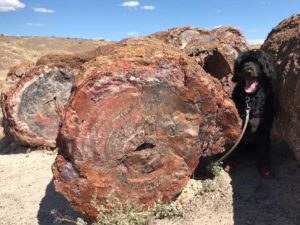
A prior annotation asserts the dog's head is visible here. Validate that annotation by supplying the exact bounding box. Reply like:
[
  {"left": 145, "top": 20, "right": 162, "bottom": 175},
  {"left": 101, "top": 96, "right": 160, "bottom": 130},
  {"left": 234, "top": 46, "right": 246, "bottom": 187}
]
[
  {"left": 234, "top": 61, "right": 262, "bottom": 94},
  {"left": 233, "top": 50, "right": 276, "bottom": 94}
]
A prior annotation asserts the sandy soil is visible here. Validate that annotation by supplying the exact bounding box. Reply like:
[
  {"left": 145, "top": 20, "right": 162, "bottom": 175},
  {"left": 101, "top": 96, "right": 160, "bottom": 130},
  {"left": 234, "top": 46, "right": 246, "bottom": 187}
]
[
  {"left": 0, "top": 141, "right": 299, "bottom": 225},
  {"left": 0, "top": 144, "right": 79, "bottom": 225}
]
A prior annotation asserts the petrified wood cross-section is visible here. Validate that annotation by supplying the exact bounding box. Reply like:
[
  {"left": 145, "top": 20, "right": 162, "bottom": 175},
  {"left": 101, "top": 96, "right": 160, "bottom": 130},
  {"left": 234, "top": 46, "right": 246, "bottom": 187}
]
[
  {"left": 52, "top": 38, "right": 240, "bottom": 219},
  {"left": 1, "top": 65, "right": 77, "bottom": 147}
]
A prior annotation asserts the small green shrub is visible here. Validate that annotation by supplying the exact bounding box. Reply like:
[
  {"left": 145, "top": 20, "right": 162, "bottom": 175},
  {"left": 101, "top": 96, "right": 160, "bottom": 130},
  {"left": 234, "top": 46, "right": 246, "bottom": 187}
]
[
  {"left": 196, "top": 179, "right": 217, "bottom": 195},
  {"left": 52, "top": 192, "right": 183, "bottom": 225},
  {"left": 92, "top": 193, "right": 150, "bottom": 225},
  {"left": 209, "top": 162, "right": 223, "bottom": 177},
  {"left": 149, "top": 199, "right": 183, "bottom": 219}
]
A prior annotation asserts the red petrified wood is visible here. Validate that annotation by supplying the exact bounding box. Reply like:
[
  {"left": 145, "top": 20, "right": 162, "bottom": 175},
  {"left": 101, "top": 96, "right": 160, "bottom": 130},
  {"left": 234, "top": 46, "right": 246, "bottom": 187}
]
[
  {"left": 0, "top": 51, "right": 101, "bottom": 148},
  {"left": 52, "top": 37, "right": 240, "bottom": 219},
  {"left": 1, "top": 64, "right": 78, "bottom": 147},
  {"left": 151, "top": 26, "right": 249, "bottom": 96},
  {"left": 262, "top": 13, "right": 300, "bottom": 160}
]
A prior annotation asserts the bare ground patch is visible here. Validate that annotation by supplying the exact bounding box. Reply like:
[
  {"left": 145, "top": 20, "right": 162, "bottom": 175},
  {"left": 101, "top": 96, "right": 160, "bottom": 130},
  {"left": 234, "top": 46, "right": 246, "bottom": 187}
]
[{"left": 0, "top": 142, "right": 299, "bottom": 225}]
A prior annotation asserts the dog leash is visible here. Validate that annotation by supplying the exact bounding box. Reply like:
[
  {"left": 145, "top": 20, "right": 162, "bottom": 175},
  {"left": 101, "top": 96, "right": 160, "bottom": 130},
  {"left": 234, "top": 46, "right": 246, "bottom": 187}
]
[{"left": 210, "top": 97, "right": 251, "bottom": 167}]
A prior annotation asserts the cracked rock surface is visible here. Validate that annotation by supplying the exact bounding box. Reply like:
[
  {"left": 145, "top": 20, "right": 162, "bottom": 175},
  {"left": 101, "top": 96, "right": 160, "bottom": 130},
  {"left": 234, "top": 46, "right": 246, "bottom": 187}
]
[
  {"left": 151, "top": 26, "right": 249, "bottom": 96},
  {"left": 1, "top": 64, "right": 78, "bottom": 147},
  {"left": 1, "top": 51, "right": 102, "bottom": 147},
  {"left": 262, "top": 13, "right": 300, "bottom": 159}
]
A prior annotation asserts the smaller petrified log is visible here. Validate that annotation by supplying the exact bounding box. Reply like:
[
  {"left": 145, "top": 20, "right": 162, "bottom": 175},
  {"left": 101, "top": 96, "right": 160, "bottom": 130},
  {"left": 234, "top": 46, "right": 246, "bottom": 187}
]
[
  {"left": 52, "top": 37, "right": 241, "bottom": 219},
  {"left": 0, "top": 63, "right": 34, "bottom": 134},
  {"left": 211, "top": 26, "right": 249, "bottom": 53},
  {"left": 1, "top": 64, "right": 77, "bottom": 147},
  {"left": 261, "top": 13, "right": 300, "bottom": 159},
  {"left": 151, "top": 26, "right": 249, "bottom": 96},
  {"left": 1, "top": 48, "right": 110, "bottom": 148}
]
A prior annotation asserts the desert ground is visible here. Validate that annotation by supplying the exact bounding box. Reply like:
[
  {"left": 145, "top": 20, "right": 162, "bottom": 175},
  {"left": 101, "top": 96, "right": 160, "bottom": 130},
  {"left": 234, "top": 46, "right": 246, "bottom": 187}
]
[{"left": 0, "top": 140, "right": 299, "bottom": 225}]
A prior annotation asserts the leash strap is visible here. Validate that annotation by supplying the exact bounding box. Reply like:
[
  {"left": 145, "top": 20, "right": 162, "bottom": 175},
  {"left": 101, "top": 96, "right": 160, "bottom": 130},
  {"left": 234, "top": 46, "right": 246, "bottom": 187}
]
[{"left": 212, "top": 99, "right": 251, "bottom": 165}]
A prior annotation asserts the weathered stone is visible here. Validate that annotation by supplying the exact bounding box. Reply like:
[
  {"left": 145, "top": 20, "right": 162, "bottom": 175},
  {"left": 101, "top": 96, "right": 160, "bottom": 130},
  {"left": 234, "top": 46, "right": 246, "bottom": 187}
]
[
  {"left": 211, "top": 26, "right": 249, "bottom": 53},
  {"left": 0, "top": 48, "right": 109, "bottom": 147},
  {"left": 52, "top": 37, "right": 241, "bottom": 219},
  {"left": 261, "top": 13, "right": 300, "bottom": 160},
  {"left": 1, "top": 64, "right": 78, "bottom": 147},
  {"left": 151, "top": 26, "right": 249, "bottom": 95}
]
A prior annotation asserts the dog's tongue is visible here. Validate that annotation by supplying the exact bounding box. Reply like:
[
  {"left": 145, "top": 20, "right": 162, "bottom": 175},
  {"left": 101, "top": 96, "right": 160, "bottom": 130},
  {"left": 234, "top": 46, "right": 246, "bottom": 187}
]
[{"left": 245, "top": 79, "right": 258, "bottom": 93}]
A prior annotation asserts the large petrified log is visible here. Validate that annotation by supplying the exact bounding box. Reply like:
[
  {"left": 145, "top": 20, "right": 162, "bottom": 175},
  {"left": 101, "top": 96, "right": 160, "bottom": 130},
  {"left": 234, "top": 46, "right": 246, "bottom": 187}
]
[
  {"left": 261, "top": 13, "right": 300, "bottom": 159},
  {"left": 151, "top": 26, "right": 249, "bottom": 95},
  {"left": 52, "top": 37, "right": 241, "bottom": 219}
]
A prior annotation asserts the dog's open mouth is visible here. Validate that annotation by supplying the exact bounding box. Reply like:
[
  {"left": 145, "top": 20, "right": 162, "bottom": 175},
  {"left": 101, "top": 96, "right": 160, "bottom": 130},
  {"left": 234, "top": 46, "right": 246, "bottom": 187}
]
[{"left": 245, "top": 78, "right": 258, "bottom": 93}]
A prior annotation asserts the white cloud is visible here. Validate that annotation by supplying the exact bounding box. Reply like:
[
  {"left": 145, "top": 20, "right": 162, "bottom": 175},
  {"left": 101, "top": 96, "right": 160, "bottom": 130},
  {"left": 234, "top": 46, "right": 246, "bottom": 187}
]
[
  {"left": 127, "top": 31, "right": 139, "bottom": 36},
  {"left": 141, "top": 5, "right": 155, "bottom": 10},
  {"left": 248, "top": 39, "right": 265, "bottom": 45},
  {"left": 213, "top": 25, "right": 223, "bottom": 29},
  {"left": 122, "top": 1, "right": 139, "bottom": 8},
  {"left": 0, "top": 0, "right": 25, "bottom": 12},
  {"left": 27, "top": 22, "right": 44, "bottom": 27},
  {"left": 34, "top": 7, "right": 54, "bottom": 13}
]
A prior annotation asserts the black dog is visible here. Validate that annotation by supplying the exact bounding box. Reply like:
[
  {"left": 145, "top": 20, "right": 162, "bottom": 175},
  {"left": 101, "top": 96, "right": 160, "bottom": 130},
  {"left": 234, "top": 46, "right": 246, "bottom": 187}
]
[{"left": 229, "top": 49, "right": 276, "bottom": 178}]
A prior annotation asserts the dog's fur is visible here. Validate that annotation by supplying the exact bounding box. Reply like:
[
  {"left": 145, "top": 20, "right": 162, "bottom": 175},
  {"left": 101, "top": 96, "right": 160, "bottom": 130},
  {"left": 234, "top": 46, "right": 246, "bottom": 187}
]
[{"left": 232, "top": 49, "right": 276, "bottom": 169}]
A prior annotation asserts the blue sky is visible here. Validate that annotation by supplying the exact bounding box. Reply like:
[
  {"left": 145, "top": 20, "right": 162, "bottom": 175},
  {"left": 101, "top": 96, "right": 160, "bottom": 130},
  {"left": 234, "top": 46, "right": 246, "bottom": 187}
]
[{"left": 0, "top": 0, "right": 299, "bottom": 44}]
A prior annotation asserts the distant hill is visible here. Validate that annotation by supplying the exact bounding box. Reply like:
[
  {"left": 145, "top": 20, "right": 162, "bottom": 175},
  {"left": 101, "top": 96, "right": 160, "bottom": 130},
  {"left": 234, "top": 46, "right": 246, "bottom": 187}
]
[
  {"left": 249, "top": 44, "right": 262, "bottom": 49},
  {"left": 0, "top": 36, "right": 110, "bottom": 80}
]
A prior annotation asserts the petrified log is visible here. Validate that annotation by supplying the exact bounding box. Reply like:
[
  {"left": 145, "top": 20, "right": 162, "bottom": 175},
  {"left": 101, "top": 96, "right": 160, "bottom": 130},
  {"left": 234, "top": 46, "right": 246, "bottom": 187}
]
[
  {"left": 0, "top": 48, "right": 109, "bottom": 148},
  {"left": 52, "top": 37, "right": 240, "bottom": 219},
  {"left": 211, "top": 26, "right": 249, "bottom": 53},
  {"left": 151, "top": 26, "right": 249, "bottom": 95},
  {"left": 1, "top": 64, "right": 78, "bottom": 147},
  {"left": 261, "top": 13, "right": 300, "bottom": 159}
]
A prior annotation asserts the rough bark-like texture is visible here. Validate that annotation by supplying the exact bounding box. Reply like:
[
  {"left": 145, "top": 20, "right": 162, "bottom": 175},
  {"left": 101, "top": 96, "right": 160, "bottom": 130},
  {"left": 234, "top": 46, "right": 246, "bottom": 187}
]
[
  {"left": 0, "top": 48, "right": 108, "bottom": 147},
  {"left": 261, "top": 13, "right": 300, "bottom": 160},
  {"left": 211, "top": 26, "right": 249, "bottom": 53},
  {"left": 1, "top": 64, "right": 78, "bottom": 147},
  {"left": 151, "top": 26, "right": 249, "bottom": 95},
  {"left": 52, "top": 37, "right": 241, "bottom": 219},
  {"left": 2, "top": 63, "right": 34, "bottom": 92}
]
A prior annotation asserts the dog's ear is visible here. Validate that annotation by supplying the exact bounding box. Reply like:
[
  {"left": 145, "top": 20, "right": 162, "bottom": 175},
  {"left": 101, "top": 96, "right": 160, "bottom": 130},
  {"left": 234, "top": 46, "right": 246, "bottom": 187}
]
[
  {"left": 258, "top": 52, "right": 276, "bottom": 81},
  {"left": 233, "top": 55, "right": 243, "bottom": 83}
]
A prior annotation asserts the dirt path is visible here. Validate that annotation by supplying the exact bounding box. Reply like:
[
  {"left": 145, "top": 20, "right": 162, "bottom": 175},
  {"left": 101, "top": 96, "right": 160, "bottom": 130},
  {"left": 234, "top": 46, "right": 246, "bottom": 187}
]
[{"left": 0, "top": 142, "right": 299, "bottom": 225}]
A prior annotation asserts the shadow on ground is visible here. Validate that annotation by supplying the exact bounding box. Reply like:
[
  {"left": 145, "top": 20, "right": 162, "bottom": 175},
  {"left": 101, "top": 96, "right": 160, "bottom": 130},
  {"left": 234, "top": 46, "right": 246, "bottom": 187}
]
[
  {"left": 38, "top": 179, "right": 81, "bottom": 225},
  {"left": 0, "top": 137, "right": 29, "bottom": 154},
  {"left": 0, "top": 137, "right": 56, "bottom": 155},
  {"left": 231, "top": 142, "right": 300, "bottom": 225}
]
